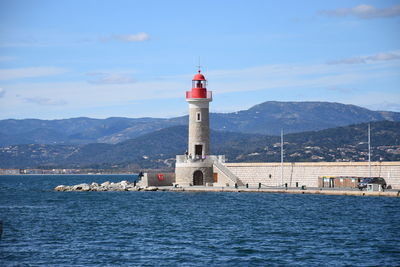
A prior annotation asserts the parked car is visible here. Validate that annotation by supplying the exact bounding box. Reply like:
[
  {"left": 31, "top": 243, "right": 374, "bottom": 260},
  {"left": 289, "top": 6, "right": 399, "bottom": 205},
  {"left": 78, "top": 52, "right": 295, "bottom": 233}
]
[{"left": 357, "top": 177, "right": 387, "bottom": 190}]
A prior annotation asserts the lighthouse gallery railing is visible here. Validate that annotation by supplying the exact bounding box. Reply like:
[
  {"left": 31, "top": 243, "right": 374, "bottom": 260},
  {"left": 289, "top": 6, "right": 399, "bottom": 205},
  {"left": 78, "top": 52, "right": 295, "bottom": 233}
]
[{"left": 186, "top": 91, "right": 212, "bottom": 99}]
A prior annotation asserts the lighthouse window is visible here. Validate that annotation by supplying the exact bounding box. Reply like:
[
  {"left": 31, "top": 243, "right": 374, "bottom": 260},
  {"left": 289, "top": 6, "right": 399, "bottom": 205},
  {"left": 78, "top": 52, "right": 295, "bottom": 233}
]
[
  {"left": 196, "top": 112, "right": 201, "bottom": 122},
  {"left": 192, "top": 80, "right": 207, "bottom": 88}
]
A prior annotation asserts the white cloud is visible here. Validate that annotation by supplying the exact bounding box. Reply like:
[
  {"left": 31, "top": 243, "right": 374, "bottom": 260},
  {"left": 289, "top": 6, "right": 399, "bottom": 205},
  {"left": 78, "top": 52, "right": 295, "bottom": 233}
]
[
  {"left": 103, "top": 32, "right": 150, "bottom": 43},
  {"left": 3, "top": 61, "right": 389, "bottom": 104},
  {"left": 2, "top": 79, "right": 185, "bottom": 110},
  {"left": 327, "top": 51, "right": 400, "bottom": 65},
  {"left": 327, "top": 86, "right": 357, "bottom": 93},
  {"left": 319, "top": 4, "right": 400, "bottom": 19},
  {"left": 203, "top": 63, "right": 381, "bottom": 95},
  {"left": 1, "top": 56, "right": 398, "bottom": 118},
  {"left": 347, "top": 94, "right": 400, "bottom": 112},
  {"left": 327, "top": 57, "right": 367, "bottom": 65},
  {"left": 86, "top": 72, "right": 135, "bottom": 84},
  {"left": 0, "top": 88, "right": 5, "bottom": 98},
  {"left": 0, "top": 56, "right": 16, "bottom": 62},
  {"left": 367, "top": 102, "right": 400, "bottom": 112},
  {"left": 0, "top": 67, "right": 67, "bottom": 81},
  {"left": 22, "top": 97, "right": 67, "bottom": 106},
  {"left": 369, "top": 52, "right": 400, "bottom": 61}
]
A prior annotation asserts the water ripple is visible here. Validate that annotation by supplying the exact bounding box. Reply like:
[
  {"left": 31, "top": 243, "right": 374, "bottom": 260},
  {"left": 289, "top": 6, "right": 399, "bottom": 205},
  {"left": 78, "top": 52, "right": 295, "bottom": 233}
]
[{"left": 1, "top": 175, "right": 400, "bottom": 266}]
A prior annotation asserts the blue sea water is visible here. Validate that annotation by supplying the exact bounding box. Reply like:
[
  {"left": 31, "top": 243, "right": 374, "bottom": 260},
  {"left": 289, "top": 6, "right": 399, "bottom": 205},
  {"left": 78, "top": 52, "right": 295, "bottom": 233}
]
[{"left": 0, "top": 175, "right": 399, "bottom": 266}]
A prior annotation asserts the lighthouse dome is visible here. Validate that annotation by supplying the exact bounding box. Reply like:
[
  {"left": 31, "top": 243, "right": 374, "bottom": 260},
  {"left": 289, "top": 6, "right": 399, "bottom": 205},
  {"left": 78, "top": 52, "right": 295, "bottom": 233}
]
[{"left": 193, "top": 71, "right": 206, "bottom": 81}]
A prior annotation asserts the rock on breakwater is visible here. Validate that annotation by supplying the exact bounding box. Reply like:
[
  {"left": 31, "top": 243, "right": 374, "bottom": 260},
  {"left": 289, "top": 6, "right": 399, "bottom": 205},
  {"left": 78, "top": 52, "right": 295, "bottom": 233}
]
[{"left": 54, "top": 180, "right": 158, "bottom": 192}]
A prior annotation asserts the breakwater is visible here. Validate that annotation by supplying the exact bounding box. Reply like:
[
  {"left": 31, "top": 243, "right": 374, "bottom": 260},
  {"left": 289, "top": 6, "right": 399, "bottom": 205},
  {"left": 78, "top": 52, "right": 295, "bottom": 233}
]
[
  {"left": 225, "top": 161, "right": 400, "bottom": 189},
  {"left": 54, "top": 181, "right": 399, "bottom": 197},
  {"left": 54, "top": 180, "right": 157, "bottom": 191},
  {"left": 166, "top": 186, "right": 400, "bottom": 197}
]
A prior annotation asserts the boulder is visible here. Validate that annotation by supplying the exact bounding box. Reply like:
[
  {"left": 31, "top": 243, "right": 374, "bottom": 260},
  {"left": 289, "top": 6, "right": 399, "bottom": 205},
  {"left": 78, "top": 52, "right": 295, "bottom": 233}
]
[
  {"left": 55, "top": 180, "right": 143, "bottom": 192},
  {"left": 144, "top": 186, "right": 158, "bottom": 191},
  {"left": 119, "top": 180, "right": 132, "bottom": 190},
  {"left": 108, "top": 182, "right": 120, "bottom": 190},
  {"left": 90, "top": 182, "right": 100, "bottom": 191},
  {"left": 97, "top": 186, "right": 108, "bottom": 191},
  {"left": 120, "top": 180, "right": 129, "bottom": 186},
  {"left": 127, "top": 187, "right": 138, "bottom": 191},
  {"left": 101, "top": 181, "right": 110, "bottom": 187},
  {"left": 54, "top": 185, "right": 68, "bottom": 191},
  {"left": 73, "top": 183, "right": 90, "bottom": 191}
]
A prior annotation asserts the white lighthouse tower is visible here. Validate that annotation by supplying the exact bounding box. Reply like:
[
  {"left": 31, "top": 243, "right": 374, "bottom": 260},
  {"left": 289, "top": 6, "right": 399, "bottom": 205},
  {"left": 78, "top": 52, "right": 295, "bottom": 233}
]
[
  {"left": 175, "top": 68, "right": 242, "bottom": 187},
  {"left": 175, "top": 69, "right": 214, "bottom": 186},
  {"left": 187, "top": 70, "right": 211, "bottom": 158}
]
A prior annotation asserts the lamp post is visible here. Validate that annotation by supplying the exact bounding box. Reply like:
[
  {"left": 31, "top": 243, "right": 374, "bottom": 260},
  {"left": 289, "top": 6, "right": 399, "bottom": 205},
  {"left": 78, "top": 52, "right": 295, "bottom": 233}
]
[
  {"left": 368, "top": 123, "right": 371, "bottom": 178},
  {"left": 281, "top": 129, "right": 284, "bottom": 187}
]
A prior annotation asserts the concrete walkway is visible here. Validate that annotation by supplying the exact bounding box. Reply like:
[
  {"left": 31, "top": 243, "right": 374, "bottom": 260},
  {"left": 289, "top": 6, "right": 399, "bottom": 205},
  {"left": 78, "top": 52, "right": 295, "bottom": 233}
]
[{"left": 160, "top": 186, "right": 400, "bottom": 197}]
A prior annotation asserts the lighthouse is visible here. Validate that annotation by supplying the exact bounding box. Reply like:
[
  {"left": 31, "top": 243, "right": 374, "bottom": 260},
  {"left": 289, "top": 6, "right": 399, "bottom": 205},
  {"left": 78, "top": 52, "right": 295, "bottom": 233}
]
[
  {"left": 187, "top": 70, "right": 212, "bottom": 158},
  {"left": 175, "top": 69, "right": 214, "bottom": 186},
  {"left": 174, "top": 68, "right": 241, "bottom": 187}
]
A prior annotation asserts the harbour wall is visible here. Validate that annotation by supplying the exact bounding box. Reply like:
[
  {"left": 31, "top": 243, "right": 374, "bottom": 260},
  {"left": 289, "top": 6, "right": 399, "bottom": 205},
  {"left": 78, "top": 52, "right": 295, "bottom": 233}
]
[
  {"left": 140, "top": 172, "right": 175, "bottom": 187},
  {"left": 225, "top": 161, "right": 400, "bottom": 189}
]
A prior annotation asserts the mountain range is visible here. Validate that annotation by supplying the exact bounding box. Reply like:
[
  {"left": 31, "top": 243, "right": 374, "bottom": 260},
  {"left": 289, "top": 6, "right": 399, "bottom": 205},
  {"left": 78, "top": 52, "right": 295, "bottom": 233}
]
[
  {"left": 1, "top": 121, "right": 399, "bottom": 170},
  {"left": 1, "top": 101, "right": 399, "bottom": 146}
]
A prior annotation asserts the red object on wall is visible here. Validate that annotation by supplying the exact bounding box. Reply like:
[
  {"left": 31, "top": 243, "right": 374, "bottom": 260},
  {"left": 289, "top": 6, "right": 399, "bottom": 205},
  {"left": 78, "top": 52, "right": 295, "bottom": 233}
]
[{"left": 157, "top": 173, "right": 165, "bottom": 181}]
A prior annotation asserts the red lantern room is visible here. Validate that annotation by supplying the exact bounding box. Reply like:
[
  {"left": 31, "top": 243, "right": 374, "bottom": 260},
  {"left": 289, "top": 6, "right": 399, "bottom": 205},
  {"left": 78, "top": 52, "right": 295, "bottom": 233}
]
[{"left": 186, "top": 70, "right": 212, "bottom": 99}]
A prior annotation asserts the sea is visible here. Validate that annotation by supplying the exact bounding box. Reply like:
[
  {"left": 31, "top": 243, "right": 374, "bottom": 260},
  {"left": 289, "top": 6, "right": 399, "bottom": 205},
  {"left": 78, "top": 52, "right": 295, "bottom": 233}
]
[{"left": 0, "top": 175, "right": 399, "bottom": 266}]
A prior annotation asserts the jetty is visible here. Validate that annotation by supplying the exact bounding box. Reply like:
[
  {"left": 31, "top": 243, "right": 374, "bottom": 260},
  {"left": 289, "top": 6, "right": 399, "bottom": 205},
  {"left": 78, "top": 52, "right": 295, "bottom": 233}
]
[
  {"left": 54, "top": 181, "right": 399, "bottom": 197},
  {"left": 165, "top": 186, "right": 400, "bottom": 197}
]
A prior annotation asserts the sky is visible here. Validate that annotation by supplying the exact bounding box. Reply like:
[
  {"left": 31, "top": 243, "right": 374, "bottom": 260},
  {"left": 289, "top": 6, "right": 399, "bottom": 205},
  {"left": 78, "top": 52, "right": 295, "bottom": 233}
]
[{"left": 0, "top": 0, "right": 399, "bottom": 120}]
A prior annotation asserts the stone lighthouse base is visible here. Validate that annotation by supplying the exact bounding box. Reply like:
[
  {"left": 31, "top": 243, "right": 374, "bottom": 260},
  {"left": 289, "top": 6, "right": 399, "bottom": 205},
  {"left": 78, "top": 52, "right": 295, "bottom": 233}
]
[
  {"left": 175, "top": 166, "right": 213, "bottom": 186},
  {"left": 175, "top": 155, "right": 229, "bottom": 186}
]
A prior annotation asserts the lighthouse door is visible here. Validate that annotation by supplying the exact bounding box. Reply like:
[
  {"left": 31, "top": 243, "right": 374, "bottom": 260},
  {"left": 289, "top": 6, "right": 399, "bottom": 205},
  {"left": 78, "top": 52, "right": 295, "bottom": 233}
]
[
  {"left": 193, "top": 170, "right": 204, "bottom": 185},
  {"left": 195, "top": 145, "right": 203, "bottom": 157}
]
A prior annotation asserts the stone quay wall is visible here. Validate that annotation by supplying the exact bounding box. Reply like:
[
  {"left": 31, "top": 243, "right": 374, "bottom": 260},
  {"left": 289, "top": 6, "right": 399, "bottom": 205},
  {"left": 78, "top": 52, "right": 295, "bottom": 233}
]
[
  {"left": 140, "top": 172, "right": 176, "bottom": 187},
  {"left": 224, "top": 161, "right": 400, "bottom": 189}
]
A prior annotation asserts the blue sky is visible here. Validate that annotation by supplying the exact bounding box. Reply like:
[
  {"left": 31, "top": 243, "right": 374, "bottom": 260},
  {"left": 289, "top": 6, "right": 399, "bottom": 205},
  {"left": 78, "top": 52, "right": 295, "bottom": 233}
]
[{"left": 0, "top": 0, "right": 399, "bottom": 119}]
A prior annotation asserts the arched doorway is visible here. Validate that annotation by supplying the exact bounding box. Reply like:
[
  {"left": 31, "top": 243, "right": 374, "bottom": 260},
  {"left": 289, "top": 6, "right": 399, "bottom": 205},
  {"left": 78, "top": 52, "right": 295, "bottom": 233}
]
[{"left": 193, "top": 170, "right": 204, "bottom": 186}]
